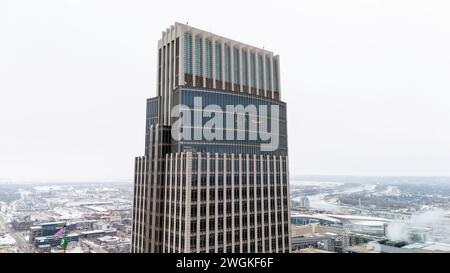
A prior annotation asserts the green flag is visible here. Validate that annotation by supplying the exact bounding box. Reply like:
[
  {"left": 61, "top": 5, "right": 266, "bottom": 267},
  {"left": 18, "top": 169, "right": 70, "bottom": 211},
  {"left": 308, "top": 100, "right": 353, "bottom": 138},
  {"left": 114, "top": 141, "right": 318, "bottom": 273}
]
[{"left": 60, "top": 235, "right": 68, "bottom": 249}]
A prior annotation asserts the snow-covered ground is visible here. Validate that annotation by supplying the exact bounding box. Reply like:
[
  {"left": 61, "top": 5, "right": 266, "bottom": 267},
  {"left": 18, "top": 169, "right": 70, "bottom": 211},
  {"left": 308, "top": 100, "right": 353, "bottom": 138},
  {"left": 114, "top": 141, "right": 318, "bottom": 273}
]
[{"left": 0, "top": 234, "right": 16, "bottom": 246}]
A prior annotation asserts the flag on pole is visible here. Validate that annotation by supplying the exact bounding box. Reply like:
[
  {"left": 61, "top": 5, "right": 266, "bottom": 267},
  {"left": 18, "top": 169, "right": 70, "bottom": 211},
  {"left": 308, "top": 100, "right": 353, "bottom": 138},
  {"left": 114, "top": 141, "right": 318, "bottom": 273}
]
[
  {"left": 60, "top": 235, "right": 68, "bottom": 250},
  {"left": 54, "top": 224, "right": 66, "bottom": 241}
]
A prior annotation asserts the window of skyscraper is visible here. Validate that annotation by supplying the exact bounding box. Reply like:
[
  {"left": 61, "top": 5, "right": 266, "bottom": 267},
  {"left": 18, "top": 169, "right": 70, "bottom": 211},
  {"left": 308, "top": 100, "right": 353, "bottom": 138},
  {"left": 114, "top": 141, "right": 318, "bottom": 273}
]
[
  {"left": 205, "top": 39, "right": 213, "bottom": 79},
  {"left": 195, "top": 36, "right": 203, "bottom": 76},
  {"left": 224, "top": 44, "right": 231, "bottom": 83},
  {"left": 215, "top": 41, "right": 222, "bottom": 81},
  {"left": 266, "top": 56, "right": 272, "bottom": 91},
  {"left": 258, "top": 54, "right": 264, "bottom": 90},
  {"left": 250, "top": 52, "right": 256, "bottom": 88},
  {"left": 233, "top": 47, "right": 240, "bottom": 85},
  {"left": 184, "top": 32, "right": 192, "bottom": 74},
  {"left": 273, "top": 57, "right": 279, "bottom": 92},
  {"left": 242, "top": 50, "right": 248, "bottom": 87}
]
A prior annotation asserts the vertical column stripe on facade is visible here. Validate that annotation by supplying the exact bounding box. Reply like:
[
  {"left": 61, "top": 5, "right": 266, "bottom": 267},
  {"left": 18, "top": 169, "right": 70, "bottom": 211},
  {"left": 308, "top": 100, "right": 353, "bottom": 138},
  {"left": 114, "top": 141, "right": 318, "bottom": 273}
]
[
  {"left": 273, "top": 56, "right": 279, "bottom": 100},
  {"left": 238, "top": 154, "right": 243, "bottom": 252},
  {"left": 266, "top": 155, "right": 271, "bottom": 252},
  {"left": 233, "top": 46, "right": 240, "bottom": 87},
  {"left": 224, "top": 44, "right": 231, "bottom": 85},
  {"left": 136, "top": 157, "right": 141, "bottom": 252},
  {"left": 212, "top": 40, "right": 217, "bottom": 89},
  {"left": 131, "top": 158, "right": 138, "bottom": 252},
  {"left": 171, "top": 154, "right": 177, "bottom": 252},
  {"left": 205, "top": 153, "right": 210, "bottom": 252},
  {"left": 195, "top": 35, "right": 203, "bottom": 77},
  {"left": 278, "top": 155, "right": 285, "bottom": 251},
  {"left": 162, "top": 153, "right": 169, "bottom": 252},
  {"left": 245, "top": 154, "right": 250, "bottom": 252},
  {"left": 135, "top": 157, "right": 141, "bottom": 252},
  {"left": 265, "top": 55, "right": 272, "bottom": 92},
  {"left": 230, "top": 44, "right": 235, "bottom": 91},
  {"left": 184, "top": 32, "right": 192, "bottom": 75},
  {"left": 222, "top": 155, "right": 227, "bottom": 253},
  {"left": 205, "top": 39, "right": 213, "bottom": 80},
  {"left": 285, "top": 157, "right": 291, "bottom": 252},
  {"left": 151, "top": 126, "right": 160, "bottom": 252},
  {"left": 184, "top": 153, "right": 191, "bottom": 252},
  {"left": 215, "top": 41, "right": 222, "bottom": 84},
  {"left": 214, "top": 153, "right": 219, "bottom": 252},
  {"left": 251, "top": 154, "right": 257, "bottom": 253},
  {"left": 161, "top": 46, "right": 166, "bottom": 124},
  {"left": 242, "top": 49, "right": 248, "bottom": 89},
  {"left": 196, "top": 153, "right": 201, "bottom": 252},
  {"left": 230, "top": 154, "right": 235, "bottom": 252},
  {"left": 250, "top": 52, "right": 256, "bottom": 89},
  {"left": 275, "top": 156, "right": 278, "bottom": 251},
  {"left": 165, "top": 41, "right": 170, "bottom": 123}
]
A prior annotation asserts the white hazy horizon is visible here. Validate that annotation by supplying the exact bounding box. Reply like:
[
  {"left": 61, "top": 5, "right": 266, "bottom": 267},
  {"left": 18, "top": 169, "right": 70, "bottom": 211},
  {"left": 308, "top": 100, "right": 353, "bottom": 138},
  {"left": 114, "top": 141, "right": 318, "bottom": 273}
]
[{"left": 1, "top": 0, "right": 450, "bottom": 182}]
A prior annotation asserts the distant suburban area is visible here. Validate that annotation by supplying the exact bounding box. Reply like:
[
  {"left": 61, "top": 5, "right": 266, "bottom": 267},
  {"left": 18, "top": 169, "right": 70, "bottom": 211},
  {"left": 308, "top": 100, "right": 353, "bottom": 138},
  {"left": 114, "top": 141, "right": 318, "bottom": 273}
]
[
  {"left": 0, "top": 182, "right": 132, "bottom": 253},
  {"left": 1, "top": 176, "right": 450, "bottom": 253}
]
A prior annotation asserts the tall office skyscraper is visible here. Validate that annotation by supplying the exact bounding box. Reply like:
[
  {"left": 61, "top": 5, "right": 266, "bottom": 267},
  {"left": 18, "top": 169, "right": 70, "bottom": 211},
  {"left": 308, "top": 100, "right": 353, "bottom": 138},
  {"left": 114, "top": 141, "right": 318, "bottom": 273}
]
[{"left": 131, "top": 23, "right": 291, "bottom": 253}]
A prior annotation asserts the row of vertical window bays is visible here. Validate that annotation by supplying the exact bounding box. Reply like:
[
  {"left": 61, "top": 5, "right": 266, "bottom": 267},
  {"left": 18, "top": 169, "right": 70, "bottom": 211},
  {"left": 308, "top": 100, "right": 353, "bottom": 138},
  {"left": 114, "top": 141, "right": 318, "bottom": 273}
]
[
  {"left": 132, "top": 209, "right": 289, "bottom": 225},
  {"left": 134, "top": 213, "right": 289, "bottom": 237},
  {"left": 170, "top": 189, "right": 289, "bottom": 205},
  {"left": 132, "top": 220, "right": 157, "bottom": 235},
  {"left": 136, "top": 156, "right": 289, "bottom": 179},
  {"left": 172, "top": 153, "right": 288, "bottom": 174},
  {"left": 183, "top": 76, "right": 280, "bottom": 101},
  {"left": 132, "top": 204, "right": 288, "bottom": 226},
  {"left": 133, "top": 175, "right": 289, "bottom": 189},
  {"left": 138, "top": 152, "right": 289, "bottom": 166},
  {"left": 132, "top": 207, "right": 289, "bottom": 225},
  {"left": 157, "top": 37, "right": 180, "bottom": 100},
  {"left": 143, "top": 127, "right": 288, "bottom": 157},
  {"left": 165, "top": 228, "right": 289, "bottom": 242},
  {"left": 167, "top": 245, "right": 290, "bottom": 254},
  {"left": 145, "top": 137, "right": 288, "bottom": 156},
  {"left": 145, "top": 144, "right": 289, "bottom": 158},
  {"left": 173, "top": 212, "right": 289, "bottom": 226},
  {"left": 165, "top": 236, "right": 290, "bottom": 253},
  {"left": 133, "top": 183, "right": 289, "bottom": 206},
  {"left": 189, "top": 246, "right": 290, "bottom": 254},
  {"left": 157, "top": 36, "right": 281, "bottom": 102},
  {"left": 134, "top": 180, "right": 287, "bottom": 200},
  {"left": 182, "top": 32, "right": 280, "bottom": 93},
  {"left": 176, "top": 144, "right": 288, "bottom": 157},
  {"left": 132, "top": 193, "right": 289, "bottom": 216},
  {"left": 131, "top": 233, "right": 163, "bottom": 253},
  {"left": 163, "top": 222, "right": 290, "bottom": 237},
  {"left": 181, "top": 236, "right": 289, "bottom": 252},
  {"left": 133, "top": 186, "right": 289, "bottom": 208},
  {"left": 134, "top": 175, "right": 289, "bottom": 188},
  {"left": 145, "top": 138, "right": 289, "bottom": 155},
  {"left": 188, "top": 229, "right": 289, "bottom": 244},
  {"left": 132, "top": 197, "right": 289, "bottom": 219},
  {"left": 164, "top": 243, "right": 291, "bottom": 254},
  {"left": 132, "top": 197, "right": 288, "bottom": 214},
  {"left": 165, "top": 200, "right": 288, "bottom": 218},
  {"left": 134, "top": 210, "right": 289, "bottom": 234}
]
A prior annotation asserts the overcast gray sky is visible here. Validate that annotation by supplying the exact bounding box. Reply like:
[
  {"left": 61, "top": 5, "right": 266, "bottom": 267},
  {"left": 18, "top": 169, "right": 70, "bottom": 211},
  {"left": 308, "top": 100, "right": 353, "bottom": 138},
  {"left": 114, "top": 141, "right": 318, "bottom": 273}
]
[{"left": 1, "top": 0, "right": 450, "bottom": 182}]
